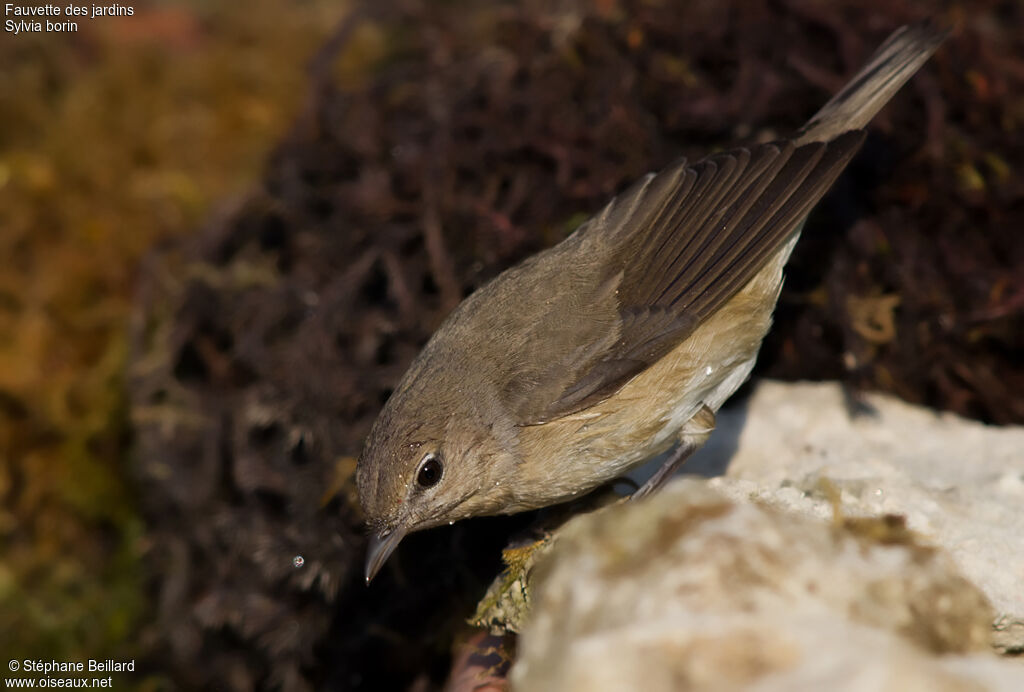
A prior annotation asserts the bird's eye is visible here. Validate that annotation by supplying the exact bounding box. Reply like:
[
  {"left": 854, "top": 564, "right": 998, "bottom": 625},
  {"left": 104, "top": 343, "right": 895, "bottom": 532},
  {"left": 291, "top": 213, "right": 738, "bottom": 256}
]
[{"left": 416, "top": 453, "right": 443, "bottom": 488}]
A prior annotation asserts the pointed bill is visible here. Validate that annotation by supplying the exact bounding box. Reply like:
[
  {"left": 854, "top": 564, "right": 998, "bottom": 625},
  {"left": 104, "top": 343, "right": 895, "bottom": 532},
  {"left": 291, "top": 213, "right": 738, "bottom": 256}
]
[{"left": 364, "top": 527, "right": 408, "bottom": 584}]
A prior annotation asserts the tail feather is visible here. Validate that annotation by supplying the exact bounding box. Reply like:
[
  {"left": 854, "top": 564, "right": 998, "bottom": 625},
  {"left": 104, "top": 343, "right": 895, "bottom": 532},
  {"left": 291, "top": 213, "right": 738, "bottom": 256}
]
[{"left": 796, "top": 21, "right": 949, "bottom": 145}]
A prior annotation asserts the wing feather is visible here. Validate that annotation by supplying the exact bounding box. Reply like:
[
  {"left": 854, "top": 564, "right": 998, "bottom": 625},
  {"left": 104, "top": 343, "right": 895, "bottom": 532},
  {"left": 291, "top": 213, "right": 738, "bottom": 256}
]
[{"left": 506, "top": 131, "right": 866, "bottom": 424}]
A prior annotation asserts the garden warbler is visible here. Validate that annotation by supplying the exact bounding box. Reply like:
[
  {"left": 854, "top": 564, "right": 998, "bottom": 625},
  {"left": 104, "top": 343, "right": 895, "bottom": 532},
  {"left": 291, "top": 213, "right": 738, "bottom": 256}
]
[{"left": 358, "top": 22, "right": 947, "bottom": 582}]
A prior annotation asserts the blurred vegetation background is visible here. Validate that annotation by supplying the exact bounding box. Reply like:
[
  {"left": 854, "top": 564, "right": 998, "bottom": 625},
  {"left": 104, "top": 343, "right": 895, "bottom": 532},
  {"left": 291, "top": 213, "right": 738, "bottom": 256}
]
[{"left": 0, "top": 0, "right": 343, "bottom": 674}]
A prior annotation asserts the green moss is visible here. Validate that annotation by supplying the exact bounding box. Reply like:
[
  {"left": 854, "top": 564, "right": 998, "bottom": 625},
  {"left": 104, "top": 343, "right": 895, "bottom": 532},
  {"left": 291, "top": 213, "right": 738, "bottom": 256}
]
[{"left": 0, "top": 0, "right": 342, "bottom": 677}]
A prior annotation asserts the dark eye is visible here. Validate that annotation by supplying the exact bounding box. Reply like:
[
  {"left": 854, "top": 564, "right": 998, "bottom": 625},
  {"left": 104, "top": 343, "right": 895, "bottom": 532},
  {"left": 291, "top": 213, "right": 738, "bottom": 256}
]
[{"left": 417, "top": 454, "right": 443, "bottom": 488}]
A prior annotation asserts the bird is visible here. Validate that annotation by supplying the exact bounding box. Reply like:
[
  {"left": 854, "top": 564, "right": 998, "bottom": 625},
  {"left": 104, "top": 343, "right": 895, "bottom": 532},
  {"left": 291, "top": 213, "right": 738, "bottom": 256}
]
[{"left": 356, "top": 22, "right": 947, "bottom": 583}]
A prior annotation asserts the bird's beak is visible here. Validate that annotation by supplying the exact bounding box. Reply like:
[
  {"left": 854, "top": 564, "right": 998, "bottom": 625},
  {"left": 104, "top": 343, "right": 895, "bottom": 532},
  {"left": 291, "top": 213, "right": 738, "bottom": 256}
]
[{"left": 365, "top": 527, "right": 408, "bottom": 584}]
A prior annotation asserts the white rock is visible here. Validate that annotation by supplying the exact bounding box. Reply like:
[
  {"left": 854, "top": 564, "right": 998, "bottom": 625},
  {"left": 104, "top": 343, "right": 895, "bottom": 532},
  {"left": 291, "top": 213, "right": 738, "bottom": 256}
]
[
  {"left": 512, "top": 381, "right": 1024, "bottom": 691},
  {"left": 697, "top": 381, "right": 1024, "bottom": 620},
  {"left": 511, "top": 480, "right": 1024, "bottom": 692}
]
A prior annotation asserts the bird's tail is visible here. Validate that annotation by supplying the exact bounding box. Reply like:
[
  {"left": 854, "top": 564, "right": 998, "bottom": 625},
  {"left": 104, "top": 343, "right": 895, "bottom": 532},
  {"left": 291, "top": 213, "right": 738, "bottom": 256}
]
[{"left": 796, "top": 21, "right": 948, "bottom": 145}]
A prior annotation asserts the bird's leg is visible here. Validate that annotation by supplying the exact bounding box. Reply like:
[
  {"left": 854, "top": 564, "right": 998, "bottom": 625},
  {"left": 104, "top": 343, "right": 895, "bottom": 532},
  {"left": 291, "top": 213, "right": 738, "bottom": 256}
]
[{"left": 632, "top": 404, "right": 716, "bottom": 500}]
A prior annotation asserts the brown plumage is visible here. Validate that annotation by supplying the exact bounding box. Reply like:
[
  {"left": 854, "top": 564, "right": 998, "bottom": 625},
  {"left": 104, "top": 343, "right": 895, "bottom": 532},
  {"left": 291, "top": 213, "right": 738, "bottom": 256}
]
[{"left": 357, "top": 22, "right": 948, "bottom": 582}]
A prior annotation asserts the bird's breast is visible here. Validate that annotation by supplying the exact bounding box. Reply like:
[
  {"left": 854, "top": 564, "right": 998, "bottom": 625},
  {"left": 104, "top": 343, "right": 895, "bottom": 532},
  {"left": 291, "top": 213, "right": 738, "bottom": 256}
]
[{"left": 512, "top": 237, "right": 797, "bottom": 507}]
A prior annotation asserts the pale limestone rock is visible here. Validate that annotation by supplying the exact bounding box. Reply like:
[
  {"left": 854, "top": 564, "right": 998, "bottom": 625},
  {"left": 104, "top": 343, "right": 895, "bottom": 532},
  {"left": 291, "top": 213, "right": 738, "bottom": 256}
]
[
  {"left": 511, "top": 481, "right": 1024, "bottom": 691},
  {"left": 694, "top": 381, "right": 1024, "bottom": 625}
]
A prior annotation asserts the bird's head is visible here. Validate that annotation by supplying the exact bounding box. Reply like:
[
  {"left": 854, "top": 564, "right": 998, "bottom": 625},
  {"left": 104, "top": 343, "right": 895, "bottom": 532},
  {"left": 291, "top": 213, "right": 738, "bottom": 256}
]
[{"left": 356, "top": 381, "right": 521, "bottom": 582}]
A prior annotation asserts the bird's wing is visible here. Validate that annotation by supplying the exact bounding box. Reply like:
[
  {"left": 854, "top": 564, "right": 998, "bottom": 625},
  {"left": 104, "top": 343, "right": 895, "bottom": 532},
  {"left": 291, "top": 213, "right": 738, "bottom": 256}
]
[{"left": 503, "top": 130, "right": 866, "bottom": 424}]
